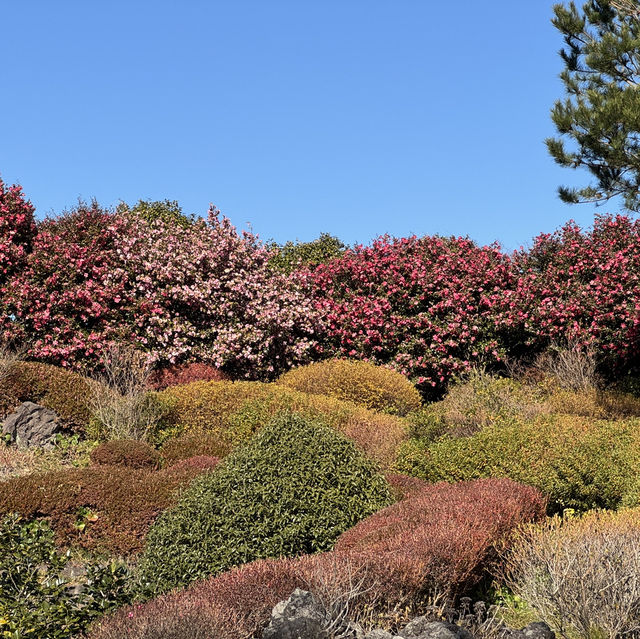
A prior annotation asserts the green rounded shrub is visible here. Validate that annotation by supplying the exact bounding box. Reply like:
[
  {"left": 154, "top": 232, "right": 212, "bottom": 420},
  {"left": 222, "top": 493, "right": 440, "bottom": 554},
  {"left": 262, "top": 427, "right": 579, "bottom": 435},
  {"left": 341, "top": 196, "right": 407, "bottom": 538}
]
[
  {"left": 138, "top": 413, "right": 393, "bottom": 595},
  {"left": 277, "top": 359, "right": 422, "bottom": 416},
  {"left": 396, "top": 414, "right": 640, "bottom": 513}
]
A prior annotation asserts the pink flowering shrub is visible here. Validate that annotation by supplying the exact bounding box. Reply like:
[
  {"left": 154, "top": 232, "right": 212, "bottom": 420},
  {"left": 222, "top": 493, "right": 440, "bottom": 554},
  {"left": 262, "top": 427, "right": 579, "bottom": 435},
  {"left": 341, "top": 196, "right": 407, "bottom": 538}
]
[
  {"left": 3, "top": 200, "right": 320, "bottom": 378},
  {"left": 307, "top": 235, "right": 517, "bottom": 397},
  {"left": 0, "top": 179, "right": 37, "bottom": 334},
  {"left": 0, "top": 178, "right": 36, "bottom": 283},
  {"left": 508, "top": 215, "right": 640, "bottom": 374}
]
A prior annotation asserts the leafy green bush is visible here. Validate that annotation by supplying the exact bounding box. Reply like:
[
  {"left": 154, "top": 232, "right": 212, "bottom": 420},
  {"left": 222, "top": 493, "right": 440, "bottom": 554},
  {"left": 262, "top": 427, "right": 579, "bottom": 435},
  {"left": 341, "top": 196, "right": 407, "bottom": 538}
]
[
  {"left": 277, "top": 358, "right": 422, "bottom": 416},
  {"left": 0, "top": 513, "right": 131, "bottom": 638},
  {"left": 396, "top": 415, "right": 640, "bottom": 513},
  {"left": 268, "top": 232, "right": 347, "bottom": 274},
  {"left": 138, "top": 413, "right": 393, "bottom": 595}
]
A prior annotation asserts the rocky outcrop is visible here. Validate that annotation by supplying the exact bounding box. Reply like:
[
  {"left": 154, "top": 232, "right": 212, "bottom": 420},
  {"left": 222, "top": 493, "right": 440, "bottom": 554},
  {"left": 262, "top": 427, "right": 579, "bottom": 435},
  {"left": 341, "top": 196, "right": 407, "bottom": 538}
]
[
  {"left": 262, "top": 590, "right": 555, "bottom": 639},
  {"left": 2, "top": 401, "right": 61, "bottom": 448}
]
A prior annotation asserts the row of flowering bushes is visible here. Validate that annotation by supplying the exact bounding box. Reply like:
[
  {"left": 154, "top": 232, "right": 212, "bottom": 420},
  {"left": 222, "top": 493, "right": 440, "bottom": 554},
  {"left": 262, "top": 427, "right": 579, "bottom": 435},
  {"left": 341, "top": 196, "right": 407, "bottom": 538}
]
[{"left": 1, "top": 178, "right": 639, "bottom": 394}]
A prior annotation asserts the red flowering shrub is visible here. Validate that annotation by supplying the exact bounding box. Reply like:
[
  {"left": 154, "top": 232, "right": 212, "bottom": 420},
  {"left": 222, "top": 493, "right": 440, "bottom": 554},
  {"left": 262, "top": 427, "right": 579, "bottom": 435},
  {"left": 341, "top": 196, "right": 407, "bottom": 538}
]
[
  {"left": 508, "top": 215, "right": 640, "bottom": 376},
  {"left": 307, "top": 235, "right": 516, "bottom": 398},
  {"left": 0, "top": 463, "right": 215, "bottom": 555},
  {"left": 334, "top": 478, "right": 546, "bottom": 608},
  {"left": 90, "top": 440, "right": 160, "bottom": 470},
  {"left": 148, "top": 362, "right": 228, "bottom": 391},
  {"left": 0, "top": 178, "right": 36, "bottom": 285}
]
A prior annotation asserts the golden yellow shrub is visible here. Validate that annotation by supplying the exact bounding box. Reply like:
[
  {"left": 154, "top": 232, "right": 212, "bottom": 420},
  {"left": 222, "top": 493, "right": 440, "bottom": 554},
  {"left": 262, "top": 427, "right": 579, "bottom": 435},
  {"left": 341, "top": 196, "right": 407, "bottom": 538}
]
[
  {"left": 276, "top": 359, "right": 422, "bottom": 416},
  {"left": 158, "top": 380, "right": 407, "bottom": 468}
]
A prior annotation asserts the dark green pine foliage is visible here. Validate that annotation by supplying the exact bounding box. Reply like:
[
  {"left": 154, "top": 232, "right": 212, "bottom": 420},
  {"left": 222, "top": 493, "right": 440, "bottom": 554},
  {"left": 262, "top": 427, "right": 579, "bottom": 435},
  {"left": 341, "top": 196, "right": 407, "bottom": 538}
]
[{"left": 547, "top": 1, "right": 640, "bottom": 211}]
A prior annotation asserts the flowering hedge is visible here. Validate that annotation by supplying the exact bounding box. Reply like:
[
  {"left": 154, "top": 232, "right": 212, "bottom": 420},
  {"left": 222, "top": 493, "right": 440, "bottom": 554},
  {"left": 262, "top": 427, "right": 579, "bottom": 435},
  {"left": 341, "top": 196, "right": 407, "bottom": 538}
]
[
  {"left": 2, "top": 178, "right": 638, "bottom": 391},
  {"left": 508, "top": 214, "right": 640, "bottom": 374},
  {"left": 306, "top": 235, "right": 517, "bottom": 397},
  {"left": 1, "top": 198, "right": 320, "bottom": 378}
]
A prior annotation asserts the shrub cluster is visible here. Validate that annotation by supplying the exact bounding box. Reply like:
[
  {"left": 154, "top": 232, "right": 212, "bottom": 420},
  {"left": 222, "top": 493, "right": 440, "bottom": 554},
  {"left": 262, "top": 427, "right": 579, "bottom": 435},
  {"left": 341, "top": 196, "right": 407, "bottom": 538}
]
[
  {"left": 158, "top": 380, "right": 408, "bottom": 468},
  {"left": 0, "top": 178, "right": 36, "bottom": 285},
  {"left": 0, "top": 461, "right": 217, "bottom": 555},
  {"left": 138, "top": 414, "right": 393, "bottom": 595},
  {"left": 307, "top": 215, "right": 640, "bottom": 396},
  {"left": 277, "top": 358, "right": 422, "bottom": 415},
  {"left": 0, "top": 360, "right": 98, "bottom": 429},
  {"left": 90, "top": 439, "right": 160, "bottom": 470},
  {"left": 91, "top": 478, "right": 544, "bottom": 639},
  {"left": 0, "top": 514, "right": 131, "bottom": 639},
  {"left": 397, "top": 414, "right": 640, "bottom": 513},
  {"left": 1, "top": 199, "right": 320, "bottom": 378}
]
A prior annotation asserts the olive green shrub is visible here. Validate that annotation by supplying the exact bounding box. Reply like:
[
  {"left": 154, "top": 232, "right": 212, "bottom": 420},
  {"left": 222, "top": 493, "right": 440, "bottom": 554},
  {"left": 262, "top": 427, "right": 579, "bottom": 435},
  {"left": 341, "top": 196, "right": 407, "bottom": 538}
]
[
  {"left": 397, "top": 414, "right": 640, "bottom": 513},
  {"left": 138, "top": 413, "right": 393, "bottom": 595}
]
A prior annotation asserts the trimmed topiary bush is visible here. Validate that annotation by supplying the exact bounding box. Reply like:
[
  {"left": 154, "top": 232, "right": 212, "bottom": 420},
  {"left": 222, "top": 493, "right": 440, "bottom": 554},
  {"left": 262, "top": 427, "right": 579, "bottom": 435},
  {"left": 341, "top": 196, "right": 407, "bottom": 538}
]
[
  {"left": 90, "top": 439, "right": 160, "bottom": 470},
  {"left": 138, "top": 413, "right": 393, "bottom": 595},
  {"left": 0, "top": 361, "right": 99, "bottom": 430},
  {"left": 397, "top": 415, "right": 640, "bottom": 513},
  {"left": 157, "top": 380, "right": 407, "bottom": 468},
  {"left": 277, "top": 358, "right": 422, "bottom": 416}
]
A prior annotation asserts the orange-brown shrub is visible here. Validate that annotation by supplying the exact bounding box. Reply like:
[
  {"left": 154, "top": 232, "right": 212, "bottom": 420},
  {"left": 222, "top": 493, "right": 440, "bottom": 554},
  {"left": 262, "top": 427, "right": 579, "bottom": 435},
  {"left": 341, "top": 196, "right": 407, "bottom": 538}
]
[
  {"left": 334, "top": 478, "right": 546, "bottom": 610},
  {"left": 158, "top": 380, "right": 408, "bottom": 468},
  {"left": 277, "top": 359, "right": 422, "bottom": 416},
  {"left": 161, "top": 455, "right": 220, "bottom": 477},
  {"left": 0, "top": 462, "right": 215, "bottom": 555},
  {"left": 148, "top": 363, "right": 229, "bottom": 391},
  {"left": 161, "top": 432, "right": 230, "bottom": 464},
  {"left": 90, "top": 440, "right": 160, "bottom": 470},
  {"left": 0, "top": 361, "right": 99, "bottom": 430}
]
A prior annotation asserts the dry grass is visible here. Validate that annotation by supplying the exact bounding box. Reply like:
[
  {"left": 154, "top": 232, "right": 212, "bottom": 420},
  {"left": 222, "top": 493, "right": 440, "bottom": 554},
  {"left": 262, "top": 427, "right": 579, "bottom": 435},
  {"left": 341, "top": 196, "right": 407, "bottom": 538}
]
[
  {"left": 504, "top": 509, "right": 640, "bottom": 639},
  {"left": 88, "top": 345, "right": 166, "bottom": 441}
]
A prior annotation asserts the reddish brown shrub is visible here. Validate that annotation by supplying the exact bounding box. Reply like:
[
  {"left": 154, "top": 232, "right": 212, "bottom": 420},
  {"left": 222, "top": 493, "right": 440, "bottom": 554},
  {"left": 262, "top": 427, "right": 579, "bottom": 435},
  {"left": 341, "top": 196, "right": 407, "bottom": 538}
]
[
  {"left": 334, "top": 478, "right": 546, "bottom": 609},
  {"left": 0, "top": 463, "right": 214, "bottom": 555},
  {"left": 148, "top": 363, "right": 229, "bottom": 391},
  {"left": 385, "top": 473, "right": 430, "bottom": 501},
  {"left": 90, "top": 440, "right": 160, "bottom": 470},
  {"left": 161, "top": 432, "right": 230, "bottom": 464},
  {"left": 89, "top": 554, "right": 365, "bottom": 639},
  {"left": 160, "top": 456, "right": 220, "bottom": 477}
]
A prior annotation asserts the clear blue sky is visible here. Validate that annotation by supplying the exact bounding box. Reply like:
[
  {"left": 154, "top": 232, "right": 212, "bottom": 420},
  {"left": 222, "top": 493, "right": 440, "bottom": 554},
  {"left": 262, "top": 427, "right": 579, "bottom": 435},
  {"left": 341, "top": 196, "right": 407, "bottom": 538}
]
[{"left": 0, "top": 1, "right": 618, "bottom": 251}]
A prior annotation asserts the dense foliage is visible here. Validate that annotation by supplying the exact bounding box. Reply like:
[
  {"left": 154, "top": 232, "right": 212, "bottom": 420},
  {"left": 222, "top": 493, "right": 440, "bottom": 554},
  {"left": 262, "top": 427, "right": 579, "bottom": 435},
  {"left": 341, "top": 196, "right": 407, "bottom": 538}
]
[
  {"left": 1, "top": 200, "right": 320, "bottom": 378},
  {"left": 157, "top": 380, "right": 408, "bottom": 467},
  {"left": 547, "top": 0, "right": 640, "bottom": 210},
  {"left": 277, "top": 358, "right": 422, "bottom": 415},
  {"left": 138, "top": 414, "right": 393, "bottom": 595},
  {"left": 0, "top": 462, "right": 217, "bottom": 555},
  {"left": 0, "top": 514, "right": 131, "bottom": 638},
  {"left": 397, "top": 414, "right": 640, "bottom": 513},
  {"left": 89, "top": 439, "right": 160, "bottom": 470}
]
